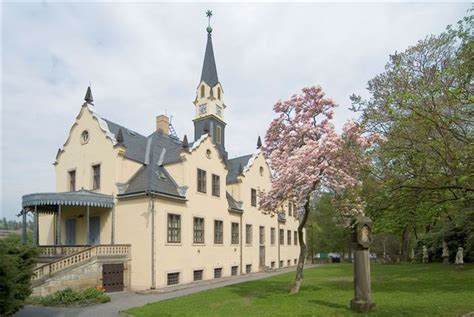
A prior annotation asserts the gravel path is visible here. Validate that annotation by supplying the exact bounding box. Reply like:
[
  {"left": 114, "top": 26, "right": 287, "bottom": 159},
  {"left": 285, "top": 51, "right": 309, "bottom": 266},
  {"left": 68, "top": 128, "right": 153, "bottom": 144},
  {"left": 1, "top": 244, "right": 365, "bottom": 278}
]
[{"left": 15, "top": 265, "right": 319, "bottom": 317}]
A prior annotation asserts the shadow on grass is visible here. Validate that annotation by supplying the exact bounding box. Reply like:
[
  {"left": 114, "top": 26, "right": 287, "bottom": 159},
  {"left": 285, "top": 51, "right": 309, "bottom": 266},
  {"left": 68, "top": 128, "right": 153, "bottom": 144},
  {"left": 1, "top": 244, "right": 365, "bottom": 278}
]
[{"left": 308, "top": 299, "right": 348, "bottom": 310}]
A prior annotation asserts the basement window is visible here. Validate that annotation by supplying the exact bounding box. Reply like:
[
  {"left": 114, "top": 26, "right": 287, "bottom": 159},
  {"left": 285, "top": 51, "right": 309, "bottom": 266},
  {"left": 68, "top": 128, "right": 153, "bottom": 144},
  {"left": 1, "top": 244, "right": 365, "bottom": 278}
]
[
  {"left": 214, "top": 268, "right": 222, "bottom": 279},
  {"left": 193, "top": 270, "right": 203, "bottom": 281},
  {"left": 231, "top": 266, "right": 238, "bottom": 276},
  {"left": 167, "top": 272, "right": 179, "bottom": 286}
]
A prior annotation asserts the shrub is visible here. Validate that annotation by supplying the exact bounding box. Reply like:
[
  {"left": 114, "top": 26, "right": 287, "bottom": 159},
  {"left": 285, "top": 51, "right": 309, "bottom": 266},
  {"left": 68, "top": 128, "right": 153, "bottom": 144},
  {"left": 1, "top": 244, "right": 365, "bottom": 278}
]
[
  {"left": 0, "top": 234, "right": 38, "bottom": 316},
  {"left": 28, "top": 287, "right": 111, "bottom": 307}
]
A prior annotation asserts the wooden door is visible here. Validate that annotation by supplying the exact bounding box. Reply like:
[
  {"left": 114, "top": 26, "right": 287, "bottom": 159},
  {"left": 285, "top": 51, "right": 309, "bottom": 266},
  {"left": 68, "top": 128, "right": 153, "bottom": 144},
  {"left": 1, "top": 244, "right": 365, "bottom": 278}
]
[
  {"left": 65, "top": 218, "right": 76, "bottom": 245},
  {"left": 89, "top": 216, "right": 100, "bottom": 245},
  {"left": 102, "top": 263, "right": 124, "bottom": 292}
]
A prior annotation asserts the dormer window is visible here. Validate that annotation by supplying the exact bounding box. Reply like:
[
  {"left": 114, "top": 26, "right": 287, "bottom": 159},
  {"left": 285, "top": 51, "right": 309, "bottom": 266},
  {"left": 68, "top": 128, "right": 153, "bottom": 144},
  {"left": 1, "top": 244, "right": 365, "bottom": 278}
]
[
  {"left": 199, "top": 104, "right": 207, "bottom": 115},
  {"left": 200, "top": 85, "right": 205, "bottom": 98},
  {"left": 216, "top": 105, "right": 222, "bottom": 117}
]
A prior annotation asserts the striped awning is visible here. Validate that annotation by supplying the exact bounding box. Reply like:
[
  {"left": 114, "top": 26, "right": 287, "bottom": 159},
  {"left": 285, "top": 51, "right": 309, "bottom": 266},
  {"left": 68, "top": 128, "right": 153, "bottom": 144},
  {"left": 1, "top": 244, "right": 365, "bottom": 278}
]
[{"left": 22, "top": 190, "right": 114, "bottom": 209}]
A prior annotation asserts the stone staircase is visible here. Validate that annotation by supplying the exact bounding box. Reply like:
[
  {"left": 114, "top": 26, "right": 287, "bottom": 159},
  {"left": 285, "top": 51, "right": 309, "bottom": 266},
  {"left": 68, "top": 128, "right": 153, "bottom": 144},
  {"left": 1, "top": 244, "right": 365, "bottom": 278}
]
[{"left": 32, "top": 245, "right": 131, "bottom": 296}]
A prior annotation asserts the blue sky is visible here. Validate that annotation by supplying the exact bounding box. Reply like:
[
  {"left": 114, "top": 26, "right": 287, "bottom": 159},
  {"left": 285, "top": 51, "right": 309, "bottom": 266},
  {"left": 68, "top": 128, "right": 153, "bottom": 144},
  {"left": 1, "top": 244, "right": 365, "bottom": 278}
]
[{"left": 1, "top": 2, "right": 471, "bottom": 220}]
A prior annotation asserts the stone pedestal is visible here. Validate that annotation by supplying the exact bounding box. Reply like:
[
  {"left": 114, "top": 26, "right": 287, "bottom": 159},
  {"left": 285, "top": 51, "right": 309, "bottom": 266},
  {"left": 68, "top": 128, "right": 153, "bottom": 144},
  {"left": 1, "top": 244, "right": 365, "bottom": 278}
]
[
  {"left": 350, "top": 249, "right": 376, "bottom": 313},
  {"left": 350, "top": 217, "right": 376, "bottom": 313},
  {"left": 442, "top": 256, "right": 449, "bottom": 265}
]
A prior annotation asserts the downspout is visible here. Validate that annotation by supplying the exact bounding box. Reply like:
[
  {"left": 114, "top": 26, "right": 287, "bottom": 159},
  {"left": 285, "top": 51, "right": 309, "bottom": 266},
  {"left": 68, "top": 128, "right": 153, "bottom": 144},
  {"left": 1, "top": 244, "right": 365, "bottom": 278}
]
[
  {"left": 277, "top": 221, "right": 281, "bottom": 268},
  {"left": 239, "top": 212, "right": 243, "bottom": 274},
  {"left": 148, "top": 192, "right": 156, "bottom": 289}
]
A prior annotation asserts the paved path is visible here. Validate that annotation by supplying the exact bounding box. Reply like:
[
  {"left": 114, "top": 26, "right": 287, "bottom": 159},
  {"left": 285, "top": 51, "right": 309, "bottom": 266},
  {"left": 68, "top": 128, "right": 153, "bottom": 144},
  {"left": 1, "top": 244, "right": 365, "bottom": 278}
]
[{"left": 15, "top": 265, "right": 319, "bottom": 317}]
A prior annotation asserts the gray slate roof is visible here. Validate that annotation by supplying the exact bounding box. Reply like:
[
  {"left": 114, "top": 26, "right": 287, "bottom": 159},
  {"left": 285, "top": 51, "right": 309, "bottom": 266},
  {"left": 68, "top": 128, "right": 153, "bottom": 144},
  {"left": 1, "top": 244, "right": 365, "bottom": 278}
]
[
  {"left": 104, "top": 119, "right": 148, "bottom": 163},
  {"left": 226, "top": 192, "right": 243, "bottom": 212},
  {"left": 121, "top": 130, "right": 184, "bottom": 198},
  {"left": 226, "top": 154, "right": 252, "bottom": 184},
  {"left": 200, "top": 33, "right": 219, "bottom": 87}
]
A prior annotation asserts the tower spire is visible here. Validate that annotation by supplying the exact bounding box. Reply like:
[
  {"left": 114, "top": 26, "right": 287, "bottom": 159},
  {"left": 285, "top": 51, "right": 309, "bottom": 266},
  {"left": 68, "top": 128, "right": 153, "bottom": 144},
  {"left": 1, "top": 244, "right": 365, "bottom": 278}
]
[
  {"left": 200, "top": 10, "right": 218, "bottom": 87},
  {"left": 84, "top": 86, "right": 94, "bottom": 104}
]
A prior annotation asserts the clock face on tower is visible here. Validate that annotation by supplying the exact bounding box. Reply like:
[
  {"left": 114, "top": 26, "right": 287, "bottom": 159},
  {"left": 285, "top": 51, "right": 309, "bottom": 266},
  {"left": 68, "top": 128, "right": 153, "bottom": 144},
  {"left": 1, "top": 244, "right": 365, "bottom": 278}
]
[
  {"left": 216, "top": 105, "right": 222, "bottom": 117},
  {"left": 199, "top": 104, "right": 207, "bottom": 115}
]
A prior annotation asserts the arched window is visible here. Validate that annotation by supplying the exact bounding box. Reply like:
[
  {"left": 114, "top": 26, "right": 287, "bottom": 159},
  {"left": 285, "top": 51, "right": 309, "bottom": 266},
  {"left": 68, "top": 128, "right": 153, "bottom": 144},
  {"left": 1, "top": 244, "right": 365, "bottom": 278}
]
[
  {"left": 200, "top": 85, "right": 205, "bottom": 98},
  {"left": 217, "top": 87, "right": 221, "bottom": 100}
]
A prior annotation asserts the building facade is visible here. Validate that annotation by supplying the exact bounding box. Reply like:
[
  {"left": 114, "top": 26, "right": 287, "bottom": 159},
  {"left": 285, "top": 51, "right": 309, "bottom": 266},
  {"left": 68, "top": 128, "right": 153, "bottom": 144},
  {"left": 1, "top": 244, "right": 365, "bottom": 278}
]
[{"left": 23, "top": 23, "right": 303, "bottom": 291}]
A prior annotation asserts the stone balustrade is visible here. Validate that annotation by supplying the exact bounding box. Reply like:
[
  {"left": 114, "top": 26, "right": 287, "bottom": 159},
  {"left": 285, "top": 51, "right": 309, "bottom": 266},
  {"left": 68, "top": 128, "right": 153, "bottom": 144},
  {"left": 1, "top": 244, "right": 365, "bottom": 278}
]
[{"left": 33, "top": 244, "right": 130, "bottom": 282}]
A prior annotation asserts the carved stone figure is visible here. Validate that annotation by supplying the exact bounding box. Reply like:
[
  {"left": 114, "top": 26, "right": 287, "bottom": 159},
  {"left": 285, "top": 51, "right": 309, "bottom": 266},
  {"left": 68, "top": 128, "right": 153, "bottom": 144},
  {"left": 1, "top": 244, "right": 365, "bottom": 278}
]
[
  {"left": 422, "top": 245, "right": 428, "bottom": 264},
  {"left": 442, "top": 241, "right": 449, "bottom": 264},
  {"left": 455, "top": 247, "right": 464, "bottom": 268}
]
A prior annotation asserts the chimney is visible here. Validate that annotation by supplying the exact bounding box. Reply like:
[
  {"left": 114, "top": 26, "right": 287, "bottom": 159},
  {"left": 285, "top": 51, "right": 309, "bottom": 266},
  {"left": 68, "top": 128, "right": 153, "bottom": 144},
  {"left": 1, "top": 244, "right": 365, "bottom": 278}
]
[{"left": 156, "top": 115, "right": 169, "bottom": 135}]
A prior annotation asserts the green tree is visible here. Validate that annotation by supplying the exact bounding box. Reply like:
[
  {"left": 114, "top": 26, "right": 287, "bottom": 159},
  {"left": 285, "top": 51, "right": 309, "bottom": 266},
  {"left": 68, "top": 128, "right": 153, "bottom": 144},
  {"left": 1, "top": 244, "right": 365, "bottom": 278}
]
[
  {"left": 352, "top": 13, "right": 474, "bottom": 260},
  {"left": 0, "top": 234, "right": 38, "bottom": 316}
]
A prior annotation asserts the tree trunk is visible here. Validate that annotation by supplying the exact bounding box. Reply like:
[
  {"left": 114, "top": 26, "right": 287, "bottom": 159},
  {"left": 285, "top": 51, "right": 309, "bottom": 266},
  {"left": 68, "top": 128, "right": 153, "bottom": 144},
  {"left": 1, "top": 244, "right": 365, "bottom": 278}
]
[
  {"left": 400, "top": 225, "right": 410, "bottom": 262},
  {"left": 290, "top": 198, "right": 310, "bottom": 294}
]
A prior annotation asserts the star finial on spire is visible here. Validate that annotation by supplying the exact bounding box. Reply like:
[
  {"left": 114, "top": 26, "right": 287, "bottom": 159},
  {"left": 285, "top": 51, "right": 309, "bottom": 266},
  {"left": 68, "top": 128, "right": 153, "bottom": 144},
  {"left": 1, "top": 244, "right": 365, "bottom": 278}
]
[{"left": 206, "top": 10, "right": 213, "bottom": 34}]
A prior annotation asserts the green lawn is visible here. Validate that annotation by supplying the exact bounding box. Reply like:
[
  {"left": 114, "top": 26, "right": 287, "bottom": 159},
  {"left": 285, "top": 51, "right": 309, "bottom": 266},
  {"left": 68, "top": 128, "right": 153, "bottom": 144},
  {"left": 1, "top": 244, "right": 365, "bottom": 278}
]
[{"left": 124, "top": 263, "right": 474, "bottom": 317}]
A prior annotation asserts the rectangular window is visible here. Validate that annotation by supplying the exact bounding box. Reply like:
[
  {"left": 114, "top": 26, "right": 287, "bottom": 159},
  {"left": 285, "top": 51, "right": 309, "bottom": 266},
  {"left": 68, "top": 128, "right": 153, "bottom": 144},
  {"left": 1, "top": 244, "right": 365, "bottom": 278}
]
[
  {"left": 212, "top": 174, "right": 220, "bottom": 197},
  {"left": 246, "top": 264, "right": 252, "bottom": 274},
  {"left": 68, "top": 170, "right": 76, "bottom": 192},
  {"left": 294, "top": 259, "right": 297, "bottom": 265},
  {"left": 197, "top": 169, "right": 206, "bottom": 193},
  {"left": 231, "top": 222, "right": 239, "bottom": 244},
  {"left": 287, "top": 230, "right": 292, "bottom": 245},
  {"left": 294, "top": 231, "right": 298, "bottom": 245},
  {"left": 259, "top": 226, "right": 265, "bottom": 245},
  {"left": 167, "top": 272, "right": 179, "bottom": 285},
  {"left": 270, "top": 228, "right": 275, "bottom": 245},
  {"left": 279, "top": 229, "right": 284, "bottom": 245},
  {"left": 193, "top": 217, "right": 204, "bottom": 244},
  {"left": 231, "top": 266, "right": 238, "bottom": 276},
  {"left": 167, "top": 214, "right": 181, "bottom": 243},
  {"left": 287, "top": 260, "right": 291, "bottom": 266},
  {"left": 251, "top": 188, "right": 257, "bottom": 207},
  {"left": 92, "top": 164, "right": 101, "bottom": 190},
  {"left": 271, "top": 261, "right": 275, "bottom": 269},
  {"left": 293, "top": 203, "right": 298, "bottom": 218},
  {"left": 280, "top": 260, "right": 283, "bottom": 268},
  {"left": 288, "top": 202, "right": 292, "bottom": 217},
  {"left": 214, "top": 268, "right": 222, "bottom": 279},
  {"left": 245, "top": 224, "right": 252, "bottom": 244},
  {"left": 216, "top": 126, "right": 222, "bottom": 144},
  {"left": 193, "top": 270, "right": 203, "bottom": 281},
  {"left": 214, "top": 220, "right": 223, "bottom": 244}
]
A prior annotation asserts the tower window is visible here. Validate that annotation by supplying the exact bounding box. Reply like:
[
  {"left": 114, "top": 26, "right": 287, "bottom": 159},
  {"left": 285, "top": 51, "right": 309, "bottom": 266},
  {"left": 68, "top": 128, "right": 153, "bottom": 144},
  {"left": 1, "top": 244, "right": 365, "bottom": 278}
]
[
  {"left": 201, "top": 85, "right": 205, "bottom": 98},
  {"left": 216, "top": 126, "right": 222, "bottom": 144},
  {"left": 217, "top": 87, "right": 221, "bottom": 100}
]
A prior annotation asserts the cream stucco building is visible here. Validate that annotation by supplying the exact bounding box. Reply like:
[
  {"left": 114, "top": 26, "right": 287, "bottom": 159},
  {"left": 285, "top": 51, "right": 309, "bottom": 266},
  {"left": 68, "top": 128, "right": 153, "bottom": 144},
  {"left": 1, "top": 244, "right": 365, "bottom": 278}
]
[{"left": 22, "top": 23, "right": 302, "bottom": 292}]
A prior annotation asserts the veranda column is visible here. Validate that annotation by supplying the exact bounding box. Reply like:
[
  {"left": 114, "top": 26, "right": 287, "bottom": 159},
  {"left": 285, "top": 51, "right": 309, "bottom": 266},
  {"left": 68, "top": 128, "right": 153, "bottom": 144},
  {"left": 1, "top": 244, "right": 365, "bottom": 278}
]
[
  {"left": 86, "top": 205, "right": 90, "bottom": 245},
  {"left": 21, "top": 209, "right": 27, "bottom": 245},
  {"left": 33, "top": 205, "right": 38, "bottom": 246},
  {"left": 57, "top": 205, "right": 62, "bottom": 245}
]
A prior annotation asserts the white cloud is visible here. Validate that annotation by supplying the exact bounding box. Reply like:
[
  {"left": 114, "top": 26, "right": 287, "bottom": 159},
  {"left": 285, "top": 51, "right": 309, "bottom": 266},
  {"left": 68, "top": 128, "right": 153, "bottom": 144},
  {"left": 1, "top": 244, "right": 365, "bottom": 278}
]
[{"left": 1, "top": 2, "right": 470, "bottom": 219}]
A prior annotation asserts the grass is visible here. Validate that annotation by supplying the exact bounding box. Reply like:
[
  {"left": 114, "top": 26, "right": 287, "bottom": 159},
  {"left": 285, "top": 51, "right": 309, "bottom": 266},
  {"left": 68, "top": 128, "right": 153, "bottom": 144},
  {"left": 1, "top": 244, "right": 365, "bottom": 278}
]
[{"left": 124, "top": 263, "right": 474, "bottom": 317}]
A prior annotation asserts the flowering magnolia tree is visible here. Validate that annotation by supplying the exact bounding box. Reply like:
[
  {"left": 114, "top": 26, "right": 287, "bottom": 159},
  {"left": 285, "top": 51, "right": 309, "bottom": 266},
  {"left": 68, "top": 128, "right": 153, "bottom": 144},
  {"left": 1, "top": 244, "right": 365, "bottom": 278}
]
[{"left": 259, "top": 86, "right": 375, "bottom": 294}]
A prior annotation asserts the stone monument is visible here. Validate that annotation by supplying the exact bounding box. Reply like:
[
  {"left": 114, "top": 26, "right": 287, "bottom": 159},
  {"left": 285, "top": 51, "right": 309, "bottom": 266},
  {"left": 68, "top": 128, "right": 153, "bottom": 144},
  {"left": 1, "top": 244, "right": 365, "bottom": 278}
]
[
  {"left": 455, "top": 247, "right": 464, "bottom": 270},
  {"left": 350, "top": 217, "right": 376, "bottom": 313},
  {"left": 442, "top": 241, "right": 449, "bottom": 265},
  {"left": 422, "top": 245, "right": 428, "bottom": 264}
]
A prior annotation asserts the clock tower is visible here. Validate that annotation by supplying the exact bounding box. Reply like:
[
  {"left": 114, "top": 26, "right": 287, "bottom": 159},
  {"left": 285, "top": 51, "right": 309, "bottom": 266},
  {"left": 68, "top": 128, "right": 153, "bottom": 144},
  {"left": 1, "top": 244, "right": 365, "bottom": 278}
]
[{"left": 193, "top": 11, "right": 227, "bottom": 159}]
